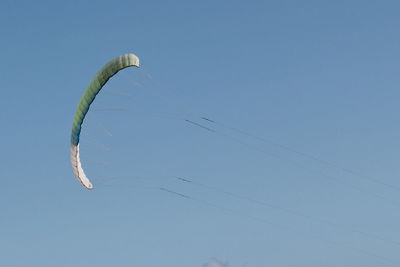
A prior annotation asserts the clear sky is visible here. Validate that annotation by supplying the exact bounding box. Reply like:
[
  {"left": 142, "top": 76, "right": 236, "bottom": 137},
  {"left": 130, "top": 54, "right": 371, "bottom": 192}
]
[{"left": 1, "top": 0, "right": 400, "bottom": 266}]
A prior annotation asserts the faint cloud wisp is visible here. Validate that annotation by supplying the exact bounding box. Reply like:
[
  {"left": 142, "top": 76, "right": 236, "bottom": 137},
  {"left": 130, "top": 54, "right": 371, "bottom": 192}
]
[{"left": 203, "top": 258, "right": 229, "bottom": 267}]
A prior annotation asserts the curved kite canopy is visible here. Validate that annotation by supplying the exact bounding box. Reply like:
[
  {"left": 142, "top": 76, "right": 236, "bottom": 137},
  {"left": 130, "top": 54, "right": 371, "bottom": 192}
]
[{"left": 70, "top": 54, "right": 140, "bottom": 189}]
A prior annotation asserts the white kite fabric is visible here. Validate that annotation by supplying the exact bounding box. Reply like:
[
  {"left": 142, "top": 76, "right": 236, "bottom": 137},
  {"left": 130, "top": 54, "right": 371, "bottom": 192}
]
[
  {"left": 70, "top": 54, "right": 140, "bottom": 189},
  {"left": 70, "top": 144, "right": 92, "bottom": 189}
]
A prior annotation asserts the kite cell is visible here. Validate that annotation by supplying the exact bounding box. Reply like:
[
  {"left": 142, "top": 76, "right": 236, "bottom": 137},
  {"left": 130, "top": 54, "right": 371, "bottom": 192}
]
[{"left": 70, "top": 53, "right": 140, "bottom": 189}]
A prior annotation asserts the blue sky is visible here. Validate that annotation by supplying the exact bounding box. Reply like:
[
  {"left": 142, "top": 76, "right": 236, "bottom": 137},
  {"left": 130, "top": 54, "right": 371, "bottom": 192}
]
[{"left": 1, "top": 0, "right": 400, "bottom": 266}]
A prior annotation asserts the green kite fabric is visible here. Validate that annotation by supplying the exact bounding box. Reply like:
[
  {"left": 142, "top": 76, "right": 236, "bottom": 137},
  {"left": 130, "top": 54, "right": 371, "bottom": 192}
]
[{"left": 70, "top": 54, "right": 140, "bottom": 189}]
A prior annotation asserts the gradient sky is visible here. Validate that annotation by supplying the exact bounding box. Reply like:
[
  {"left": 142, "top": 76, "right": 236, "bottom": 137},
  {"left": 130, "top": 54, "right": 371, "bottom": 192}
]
[{"left": 1, "top": 1, "right": 400, "bottom": 266}]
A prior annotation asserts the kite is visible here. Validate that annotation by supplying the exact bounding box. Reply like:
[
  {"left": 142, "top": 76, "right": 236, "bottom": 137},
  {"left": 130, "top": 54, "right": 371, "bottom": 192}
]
[{"left": 70, "top": 54, "right": 140, "bottom": 189}]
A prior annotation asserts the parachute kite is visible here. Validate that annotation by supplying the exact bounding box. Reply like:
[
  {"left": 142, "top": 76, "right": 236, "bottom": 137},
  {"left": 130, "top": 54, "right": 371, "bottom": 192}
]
[{"left": 70, "top": 54, "right": 140, "bottom": 189}]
